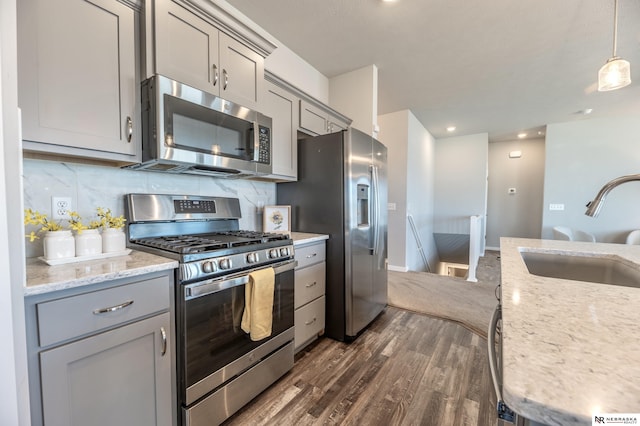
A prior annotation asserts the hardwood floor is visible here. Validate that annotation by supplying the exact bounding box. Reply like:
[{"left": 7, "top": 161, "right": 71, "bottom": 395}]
[{"left": 224, "top": 307, "right": 498, "bottom": 426}]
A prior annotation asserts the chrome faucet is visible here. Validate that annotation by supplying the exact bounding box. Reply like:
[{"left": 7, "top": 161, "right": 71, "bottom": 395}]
[{"left": 585, "top": 174, "right": 640, "bottom": 217}]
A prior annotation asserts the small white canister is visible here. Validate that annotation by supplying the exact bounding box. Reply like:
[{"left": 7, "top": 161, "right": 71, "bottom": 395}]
[
  {"left": 43, "top": 230, "right": 76, "bottom": 260},
  {"left": 75, "top": 229, "right": 102, "bottom": 257},
  {"left": 102, "top": 228, "right": 126, "bottom": 253}
]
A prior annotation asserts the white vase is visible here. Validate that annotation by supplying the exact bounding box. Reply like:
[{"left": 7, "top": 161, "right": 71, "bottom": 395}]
[
  {"left": 102, "top": 228, "right": 126, "bottom": 253},
  {"left": 43, "top": 230, "right": 75, "bottom": 260},
  {"left": 75, "top": 229, "right": 102, "bottom": 256}
]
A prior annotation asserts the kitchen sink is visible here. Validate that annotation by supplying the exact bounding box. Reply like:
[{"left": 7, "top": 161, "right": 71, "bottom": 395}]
[{"left": 520, "top": 250, "right": 640, "bottom": 288}]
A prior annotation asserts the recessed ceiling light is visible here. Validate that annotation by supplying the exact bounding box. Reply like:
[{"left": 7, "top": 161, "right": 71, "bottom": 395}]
[
  {"left": 517, "top": 133, "right": 527, "bottom": 139},
  {"left": 446, "top": 126, "right": 456, "bottom": 132},
  {"left": 537, "top": 131, "right": 545, "bottom": 136}
]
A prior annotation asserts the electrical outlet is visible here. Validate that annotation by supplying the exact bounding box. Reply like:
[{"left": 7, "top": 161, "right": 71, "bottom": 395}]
[{"left": 52, "top": 196, "right": 72, "bottom": 219}]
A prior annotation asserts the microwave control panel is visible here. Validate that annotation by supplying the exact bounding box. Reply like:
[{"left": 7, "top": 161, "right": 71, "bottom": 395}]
[{"left": 258, "top": 126, "right": 270, "bottom": 164}]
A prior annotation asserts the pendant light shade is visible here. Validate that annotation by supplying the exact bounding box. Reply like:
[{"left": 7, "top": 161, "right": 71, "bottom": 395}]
[
  {"left": 598, "top": 57, "right": 631, "bottom": 91},
  {"left": 597, "top": 0, "right": 631, "bottom": 92}
]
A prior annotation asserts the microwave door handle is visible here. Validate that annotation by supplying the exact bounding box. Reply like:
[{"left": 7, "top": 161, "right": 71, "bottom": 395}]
[{"left": 252, "top": 121, "right": 260, "bottom": 161}]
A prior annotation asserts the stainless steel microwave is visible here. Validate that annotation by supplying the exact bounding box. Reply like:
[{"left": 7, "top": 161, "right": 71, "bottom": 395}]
[{"left": 126, "top": 75, "right": 272, "bottom": 178}]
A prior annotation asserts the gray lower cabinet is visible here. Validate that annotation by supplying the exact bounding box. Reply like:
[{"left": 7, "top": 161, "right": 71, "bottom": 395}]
[
  {"left": 17, "top": 0, "right": 139, "bottom": 162},
  {"left": 294, "top": 241, "right": 327, "bottom": 352},
  {"left": 25, "top": 271, "right": 175, "bottom": 426}
]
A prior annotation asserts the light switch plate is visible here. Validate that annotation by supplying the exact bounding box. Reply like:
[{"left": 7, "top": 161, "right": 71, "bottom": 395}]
[{"left": 549, "top": 203, "right": 565, "bottom": 211}]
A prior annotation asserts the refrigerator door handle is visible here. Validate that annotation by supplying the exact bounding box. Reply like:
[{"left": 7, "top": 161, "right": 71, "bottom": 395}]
[{"left": 371, "top": 164, "right": 380, "bottom": 256}]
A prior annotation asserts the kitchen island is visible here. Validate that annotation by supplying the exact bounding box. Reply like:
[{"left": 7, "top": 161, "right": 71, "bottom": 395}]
[{"left": 500, "top": 237, "right": 640, "bottom": 425}]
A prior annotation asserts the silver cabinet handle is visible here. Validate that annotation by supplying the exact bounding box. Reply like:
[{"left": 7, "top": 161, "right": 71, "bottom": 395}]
[
  {"left": 306, "top": 253, "right": 317, "bottom": 258},
  {"left": 212, "top": 64, "right": 218, "bottom": 86},
  {"left": 93, "top": 300, "right": 134, "bottom": 315},
  {"left": 305, "top": 317, "right": 317, "bottom": 326},
  {"left": 223, "top": 69, "right": 228, "bottom": 90},
  {"left": 305, "top": 281, "right": 317, "bottom": 288},
  {"left": 126, "top": 116, "right": 133, "bottom": 142},
  {"left": 160, "top": 327, "right": 167, "bottom": 356}
]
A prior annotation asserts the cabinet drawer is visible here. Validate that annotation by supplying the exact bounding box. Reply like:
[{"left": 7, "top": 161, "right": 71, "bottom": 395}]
[
  {"left": 294, "top": 296, "right": 325, "bottom": 350},
  {"left": 37, "top": 275, "right": 170, "bottom": 347},
  {"left": 295, "top": 242, "right": 326, "bottom": 269},
  {"left": 294, "top": 262, "right": 326, "bottom": 309}
]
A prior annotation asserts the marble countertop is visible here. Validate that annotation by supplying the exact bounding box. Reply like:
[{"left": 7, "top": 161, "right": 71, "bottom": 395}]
[
  {"left": 500, "top": 238, "right": 640, "bottom": 425},
  {"left": 25, "top": 250, "right": 178, "bottom": 297},
  {"left": 290, "top": 232, "right": 329, "bottom": 246}
]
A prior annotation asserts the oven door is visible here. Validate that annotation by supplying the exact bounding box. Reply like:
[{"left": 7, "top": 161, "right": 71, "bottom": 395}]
[{"left": 178, "top": 259, "right": 295, "bottom": 406}]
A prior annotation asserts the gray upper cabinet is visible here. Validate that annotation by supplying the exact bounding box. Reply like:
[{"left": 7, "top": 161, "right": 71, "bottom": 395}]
[
  {"left": 18, "top": 0, "right": 139, "bottom": 161},
  {"left": 153, "top": 0, "right": 264, "bottom": 110},
  {"left": 299, "top": 99, "right": 351, "bottom": 136},
  {"left": 263, "top": 79, "right": 298, "bottom": 180}
]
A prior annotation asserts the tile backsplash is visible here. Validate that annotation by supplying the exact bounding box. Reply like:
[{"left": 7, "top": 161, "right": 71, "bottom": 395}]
[{"left": 23, "top": 159, "right": 276, "bottom": 258}]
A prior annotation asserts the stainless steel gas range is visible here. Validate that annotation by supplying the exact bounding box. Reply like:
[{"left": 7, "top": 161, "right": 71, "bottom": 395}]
[{"left": 125, "top": 193, "right": 295, "bottom": 426}]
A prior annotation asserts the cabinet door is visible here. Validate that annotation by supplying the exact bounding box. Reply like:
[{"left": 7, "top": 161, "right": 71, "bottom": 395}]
[
  {"left": 155, "top": 0, "right": 220, "bottom": 95},
  {"left": 40, "top": 313, "right": 172, "bottom": 426},
  {"left": 294, "top": 296, "right": 325, "bottom": 352},
  {"left": 219, "top": 33, "right": 264, "bottom": 110},
  {"left": 299, "top": 100, "right": 329, "bottom": 135},
  {"left": 329, "top": 119, "right": 349, "bottom": 133},
  {"left": 263, "top": 81, "right": 298, "bottom": 179},
  {"left": 18, "top": 0, "right": 137, "bottom": 158}
]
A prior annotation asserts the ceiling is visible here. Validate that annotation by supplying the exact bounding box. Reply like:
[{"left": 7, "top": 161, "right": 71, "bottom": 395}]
[{"left": 225, "top": 0, "right": 640, "bottom": 141}]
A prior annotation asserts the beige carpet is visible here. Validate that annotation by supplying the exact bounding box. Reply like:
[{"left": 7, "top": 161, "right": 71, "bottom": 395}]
[{"left": 388, "top": 251, "right": 501, "bottom": 338}]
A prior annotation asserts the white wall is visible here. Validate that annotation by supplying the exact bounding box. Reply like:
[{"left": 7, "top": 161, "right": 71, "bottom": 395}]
[
  {"left": 434, "top": 133, "right": 488, "bottom": 233},
  {"left": 542, "top": 115, "right": 640, "bottom": 243},
  {"left": 378, "top": 111, "right": 408, "bottom": 270},
  {"left": 486, "top": 138, "right": 545, "bottom": 249},
  {"left": 329, "top": 65, "right": 378, "bottom": 136},
  {"left": 406, "top": 112, "right": 438, "bottom": 271},
  {"left": 1, "top": 0, "right": 30, "bottom": 422},
  {"left": 265, "top": 43, "right": 329, "bottom": 104},
  {"left": 378, "top": 110, "right": 437, "bottom": 272}
]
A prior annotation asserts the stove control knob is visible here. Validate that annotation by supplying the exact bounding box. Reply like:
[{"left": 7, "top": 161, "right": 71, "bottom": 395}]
[
  {"left": 279, "top": 247, "right": 290, "bottom": 257},
  {"left": 219, "top": 258, "right": 232, "bottom": 270},
  {"left": 202, "top": 261, "right": 217, "bottom": 274},
  {"left": 268, "top": 249, "right": 279, "bottom": 259},
  {"left": 247, "top": 252, "right": 258, "bottom": 263}
]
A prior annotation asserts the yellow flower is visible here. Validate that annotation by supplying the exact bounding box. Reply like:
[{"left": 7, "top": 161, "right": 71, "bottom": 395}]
[
  {"left": 24, "top": 208, "right": 64, "bottom": 241},
  {"left": 96, "top": 207, "right": 126, "bottom": 230}
]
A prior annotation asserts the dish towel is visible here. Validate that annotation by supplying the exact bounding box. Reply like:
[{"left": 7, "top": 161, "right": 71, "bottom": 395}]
[{"left": 241, "top": 267, "right": 275, "bottom": 341}]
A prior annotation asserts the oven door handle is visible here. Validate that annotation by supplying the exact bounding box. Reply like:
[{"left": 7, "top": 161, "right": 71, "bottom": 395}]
[
  {"left": 184, "top": 260, "right": 297, "bottom": 300},
  {"left": 272, "top": 259, "right": 297, "bottom": 274}
]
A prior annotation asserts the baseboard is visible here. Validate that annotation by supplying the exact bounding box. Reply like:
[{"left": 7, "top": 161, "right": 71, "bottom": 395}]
[
  {"left": 388, "top": 265, "right": 409, "bottom": 272},
  {"left": 485, "top": 246, "right": 500, "bottom": 252}
]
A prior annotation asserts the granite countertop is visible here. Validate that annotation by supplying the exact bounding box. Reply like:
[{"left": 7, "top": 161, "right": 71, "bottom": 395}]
[
  {"left": 500, "top": 237, "right": 640, "bottom": 425},
  {"left": 25, "top": 250, "right": 178, "bottom": 297},
  {"left": 290, "top": 232, "right": 329, "bottom": 246}
]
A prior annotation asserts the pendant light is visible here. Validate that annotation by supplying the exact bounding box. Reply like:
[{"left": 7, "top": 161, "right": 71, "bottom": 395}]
[{"left": 598, "top": 0, "right": 631, "bottom": 91}]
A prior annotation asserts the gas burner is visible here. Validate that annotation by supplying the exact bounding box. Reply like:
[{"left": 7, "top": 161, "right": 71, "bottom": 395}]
[
  {"left": 134, "top": 236, "right": 229, "bottom": 254},
  {"left": 217, "top": 230, "right": 290, "bottom": 243}
]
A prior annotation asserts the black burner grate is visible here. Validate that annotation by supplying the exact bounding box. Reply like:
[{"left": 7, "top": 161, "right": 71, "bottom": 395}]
[{"left": 133, "top": 231, "right": 290, "bottom": 254}]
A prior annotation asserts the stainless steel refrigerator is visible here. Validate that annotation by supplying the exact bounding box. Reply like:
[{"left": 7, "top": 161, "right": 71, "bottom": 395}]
[{"left": 277, "top": 128, "right": 387, "bottom": 341}]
